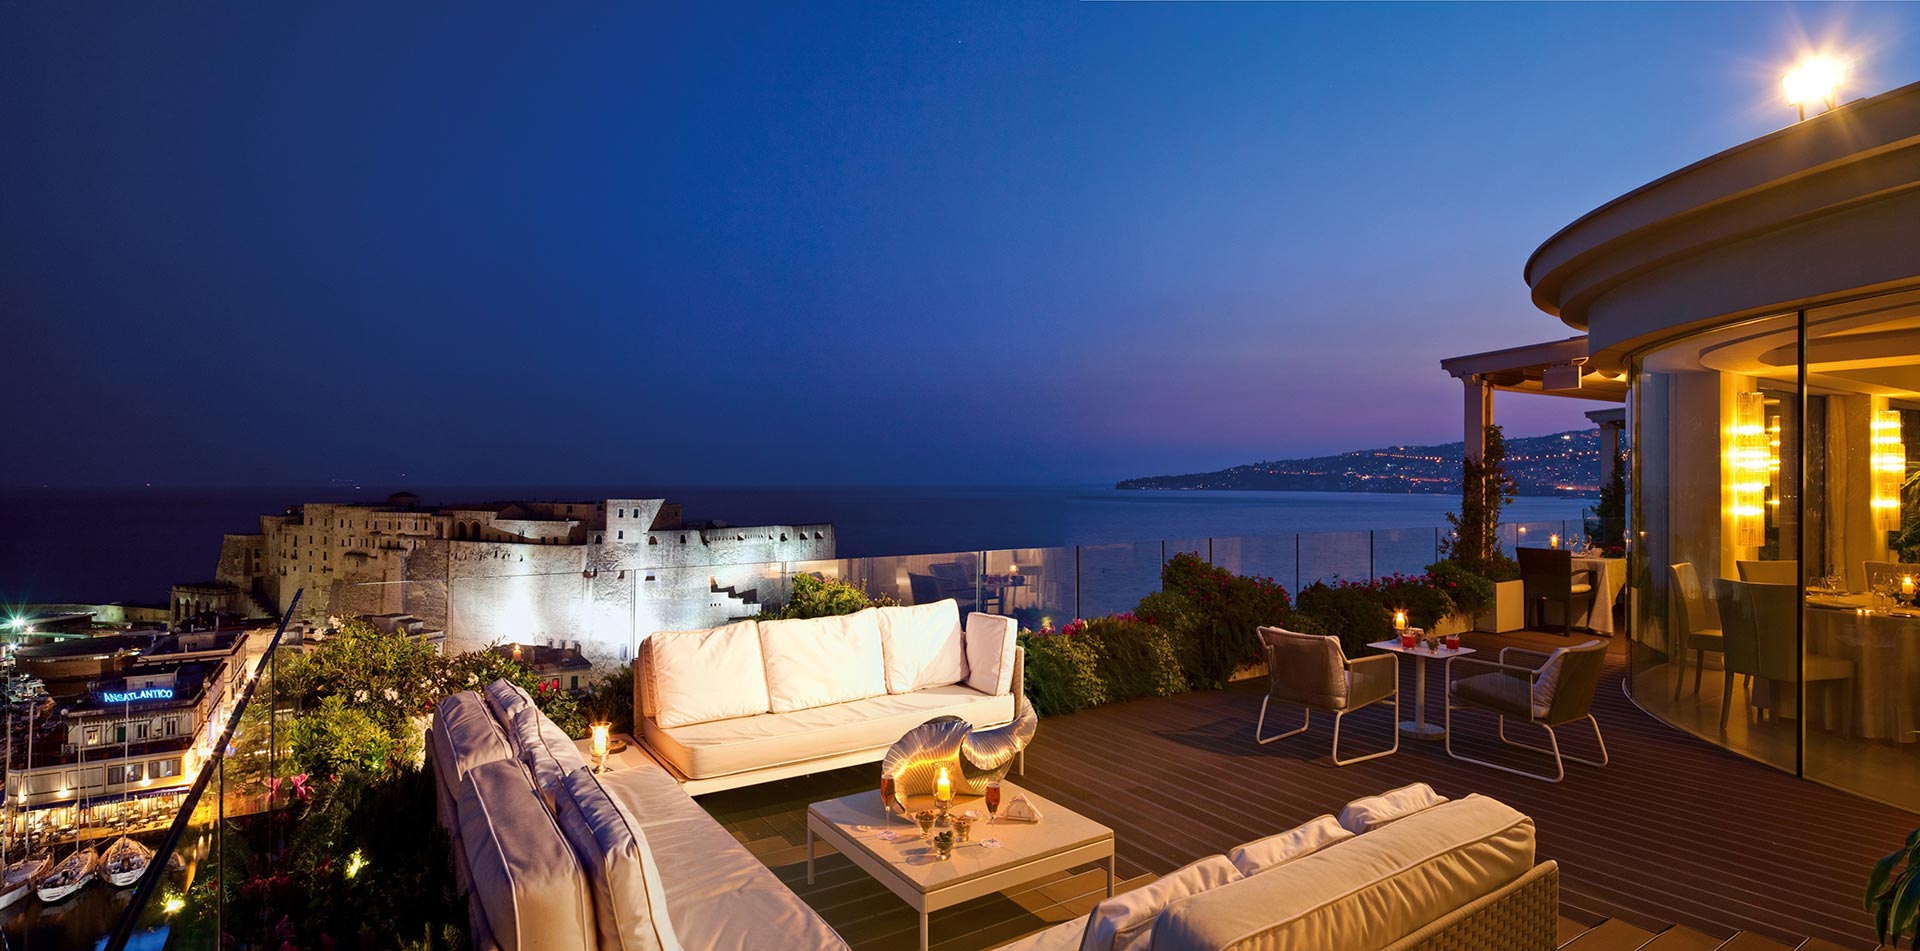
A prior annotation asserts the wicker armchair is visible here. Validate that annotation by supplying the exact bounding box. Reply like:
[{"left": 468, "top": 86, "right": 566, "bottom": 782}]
[
  {"left": 1255, "top": 626, "right": 1399, "bottom": 765},
  {"left": 1444, "top": 639, "right": 1609, "bottom": 782}
]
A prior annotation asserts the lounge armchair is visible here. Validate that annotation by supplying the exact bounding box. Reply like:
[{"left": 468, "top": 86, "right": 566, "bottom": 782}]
[
  {"left": 1445, "top": 638, "right": 1609, "bottom": 782},
  {"left": 1517, "top": 547, "right": 1594, "bottom": 637},
  {"left": 1254, "top": 626, "right": 1399, "bottom": 765},
  {"left": 1668, "top": 562, "right": 1725, "bottom": 698}
]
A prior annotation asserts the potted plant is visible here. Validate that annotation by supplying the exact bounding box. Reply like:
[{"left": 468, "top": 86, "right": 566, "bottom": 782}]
[
  {"left": 1443, "top": 424, "right": 1524, "bottom": 633},
  {"left": 1867, "top": 824, "right": 1920, "bottom": 948}
]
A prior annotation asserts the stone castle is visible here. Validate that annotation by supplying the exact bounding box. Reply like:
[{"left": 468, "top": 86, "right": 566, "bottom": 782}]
[{"left": 174, "top": 493, "right": 834, "bottom": 666}]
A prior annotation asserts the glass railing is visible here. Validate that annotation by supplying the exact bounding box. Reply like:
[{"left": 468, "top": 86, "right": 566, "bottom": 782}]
[{"left": 101, "top": 593, "right": 302, "bottom": 951}]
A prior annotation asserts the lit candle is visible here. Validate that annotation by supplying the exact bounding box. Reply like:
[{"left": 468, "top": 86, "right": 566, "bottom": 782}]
[
  {"left": 1393, "top": 610, "right": 1407, "bottom": 631},
  {"left": 1549, "top": 533, "right": 1560, "bottom": 549},
  {"left": 591, "top": 723, "right": 610, "bottom": 761},
  {"left": 1903, "top": 576, "right": 1914, "bottom": 600},
  {"left": 511, "top": 642, "right": 523, "bottom": 662},
  {"left": 935, "top": 767, "right": 952, "bottom": 803}
]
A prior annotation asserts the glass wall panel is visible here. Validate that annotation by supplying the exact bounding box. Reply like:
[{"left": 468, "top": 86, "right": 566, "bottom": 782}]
[
  {"left": 1374, "top": 527, "right": 1443, "bottom": 579},
  {"left": 1628, "top": 312, "right": 1801, "bottom": 773},
  {"left": 1210, "top": 535, "right": 1298, "bottom": 595},
  {"left": 1077, "top": 542, "right": 1158, "bottom": 620},
  {"left": 1298, "top": 531, "right": 1371, "bottom": 586},
  {"left": 981, "top": 547, "right": 1074, "bottom": 630},
  {"left": 1801, "top": 288, "right": 1920, "bottom": 810}
]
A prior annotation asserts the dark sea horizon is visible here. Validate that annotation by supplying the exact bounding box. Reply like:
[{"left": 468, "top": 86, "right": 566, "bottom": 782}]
[{"left": 0, "top": 485, "right": 1593, "bottom": 607}]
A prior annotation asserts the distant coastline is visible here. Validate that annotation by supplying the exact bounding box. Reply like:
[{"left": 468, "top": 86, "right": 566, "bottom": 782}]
[{"left": 1115, "top": 428, "right": 1601, "bottom": 496}]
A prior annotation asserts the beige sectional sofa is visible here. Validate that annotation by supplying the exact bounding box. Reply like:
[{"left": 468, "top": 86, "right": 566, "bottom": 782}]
[
  {"left": 1000, "top": 787, "right": 1558, "bottom": 951},
  {"left": 634, "top": 599, "right": 1025, "bottom": 794},
  {"left": 430, "top": 681, "right": 850, "bottom": 951}
]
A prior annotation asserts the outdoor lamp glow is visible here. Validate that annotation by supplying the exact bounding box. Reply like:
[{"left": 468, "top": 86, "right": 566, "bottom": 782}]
[{"left": 1783, "top": 56, "right": 1845, "bottom": 117}]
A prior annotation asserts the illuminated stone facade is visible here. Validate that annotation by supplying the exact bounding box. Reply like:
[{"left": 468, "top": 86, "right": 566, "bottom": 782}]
[{"left": 205, "top": 495, "right": 833, "bottom": 667}]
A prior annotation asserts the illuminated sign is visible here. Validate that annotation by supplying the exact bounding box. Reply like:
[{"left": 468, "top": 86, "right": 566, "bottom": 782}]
[{"left": 102, "top": 687, "right": 173, "bottom": 703}]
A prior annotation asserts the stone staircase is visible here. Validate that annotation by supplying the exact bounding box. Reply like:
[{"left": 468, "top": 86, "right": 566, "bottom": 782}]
[{"left": 1558, "top": 915, "right": 1886, "bottom": 951}]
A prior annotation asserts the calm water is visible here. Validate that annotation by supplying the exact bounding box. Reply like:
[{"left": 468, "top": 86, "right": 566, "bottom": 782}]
[{"left": 0, "top": 485, "right": 1591, "bottom": 606}]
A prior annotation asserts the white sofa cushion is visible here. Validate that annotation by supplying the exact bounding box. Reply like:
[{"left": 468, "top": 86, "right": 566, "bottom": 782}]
[
  {"left": 965, "top": 612, "right": 1020, "bottom": 696},
  {"left": 1337, "top": 782, "right": 1448, "bottom": 834},
  {"left": 644, "top": 683, "right": 1013, "bottom": 780},
  {"left": 878, "top": 600, "right": 969, "bottom": 694},
  {"left": 456, "top": 759, "right": 599, "bottom": 951},
  {"left": 598, "top": 763, "right": 851, "bottom": 950},
  {"left": 511, "top": 704, "right": 591, "bottom": 811},
  {"left": 1228, "top": 815, "right": 1353, "bottom": 876},
  {"left": 433, "top": 692, "right": 515, "bottom": 785},
  {"left": 758, "top": 609, "right": 886, "bottom": 713},
  {"left": 553, "top": 767, "right": 679, "bottom": 951},
  {"left": 1081, "top": 855, "right": 1241, "bottom": 951},
  {"left": 1150, "top": 795, "right": 1535, "bottom": 951},
  {"left": 482, "top": 679, "right": 534, "bottom": 728},
  {"left": 648, "top": 621, "right": 771, "bottom": 727}
]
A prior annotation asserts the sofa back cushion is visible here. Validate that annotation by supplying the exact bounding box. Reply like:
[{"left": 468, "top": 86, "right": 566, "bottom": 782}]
[
  {"left": 877, "top": 600, "right": 969, "bottom": 694},
  {"left": 456, "top": 759, "right": 600, "bottom": 951},
  {"left": 483, "top": 679, "right": 535, "bottom": 728},
  {"left": 1228, "top": 815, "right": 1353, "bottom": 877},
  {"left": 1337, "top": 782, "right": 1447, "bottom": 834},
  {"left": 964, "top": 612, "right": 1020, "bottom": 696},
  {"left": 646, "top": 621, "right": 771, "bottom": 727},
  {"left": 553, "top": 767, "right": 679, "bottom": 951},
  {"left": 759, "top": 609, "right": 886, "bottom": 713},
  {"left": 1082, "top": 854, "right": 1241, "bottom": 951},
  {"left": 510, "top": 704, "right": 591, "bottom": 811},
  {"left": 433, "top": 692, "right": 515, "bottom": 785},
  {"left": 1151, "top": 795, "right": 1535, "bottom": 951}
]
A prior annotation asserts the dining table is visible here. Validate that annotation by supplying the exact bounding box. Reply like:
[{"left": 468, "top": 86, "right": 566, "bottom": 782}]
[
  {"left": 1792, "top": 591, "right": 1920, "bottom": 743},
  {"left": 1570, "top": 554, "right": 1627, "bottom": 634}
]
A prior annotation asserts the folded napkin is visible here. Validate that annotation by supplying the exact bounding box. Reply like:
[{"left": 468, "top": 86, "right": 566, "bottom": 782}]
[{"left": 1002, "top": 795, "right": 1043, "bottom": 823}]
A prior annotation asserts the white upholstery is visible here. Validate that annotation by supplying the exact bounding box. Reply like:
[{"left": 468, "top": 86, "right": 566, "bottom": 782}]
[
  {"left": 1080, "top": 855, "right": 1241, "bottom": 951},
  {"left": 1336, "top": 782, "right": 1448, "bottom": 834},
  {"left": 644, "top": 683, "right": 1013, "bottom": 780},
  {"left": 758, "top": 609, "right": 887, "bottom": 713},
  {"left": 433, "top": 692, "right": 516, "bottom": 785},
  {"left": 1152, "top": 795, "right": 1535, "bottom": 951},
  {"left": 483, "top": 679, "right": 534, "bottom": 727},
  {"left": 877, "top": 600, "right": 969, "bottom": 694},
  {"left": 553, "top": 767, "right": 679, "bottom": 951},
  {"left": 1569, "top": 582, "right": 1593, "bottom": 595},
  {"left": 456, "top": 759, "right": 600, "bottom": 951},
  {"left": 511, "top": 705, "right": 592, "bottom": 810},
  {"left": 1000, "top": 918, "right": 1087, "bottom": 951},
  {"left": 598, "top": 764, "right": 851, "bottom": 950},
  {"left": 647, "top": 621, "right": 771, "bottom": 727},
  {"left": 965, "top": 612, "right": 1020, "bottom": 696},
  {"left": 1228, "top": 815, "right": 1353, "bottom": 876}
]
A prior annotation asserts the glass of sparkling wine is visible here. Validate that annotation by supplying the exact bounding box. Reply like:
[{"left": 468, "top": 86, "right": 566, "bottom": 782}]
[
  {"left": 984, "top": 779, "right": 1002, "bottom": 823},
  {"left": 878, "top": 773, "right": 898, "bottom": 841}
]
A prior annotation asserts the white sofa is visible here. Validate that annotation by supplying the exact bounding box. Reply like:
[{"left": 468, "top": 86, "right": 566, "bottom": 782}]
[
  {"left": 633, "top": 599, "right": 1026, "bottom": 794},
  {"left": 430, "top": 680, "right": 850, "bottom": 951},
  {"left": 1000, "top": 788, "right": 1557, "bottom": 951}
]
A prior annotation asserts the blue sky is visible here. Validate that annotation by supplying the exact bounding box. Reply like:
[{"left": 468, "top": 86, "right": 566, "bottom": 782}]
[{"left": 5, "top": 2, "right": 1914, "bottom": 486}]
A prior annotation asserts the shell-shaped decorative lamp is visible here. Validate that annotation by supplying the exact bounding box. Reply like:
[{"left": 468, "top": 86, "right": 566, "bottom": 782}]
[{"left": 882, "top": 701, "right": 1038, "bottom": 797}]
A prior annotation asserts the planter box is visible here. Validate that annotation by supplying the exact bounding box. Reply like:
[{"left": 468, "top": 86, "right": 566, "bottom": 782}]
[
  {"left": 1473, "top": 580, "right": 1525, "bottom": 634},
  {"left": 1431, "top": 614, "right": 1473, "bottom": 638}
]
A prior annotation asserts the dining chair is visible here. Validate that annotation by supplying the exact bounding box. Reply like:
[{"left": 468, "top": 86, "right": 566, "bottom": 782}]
[
  {"left": 1668, "top": 563, "right": 1724, "bottom": 699},
  {"left": 1714, "top": 579, "right": 1854, "bottom": 733},
  {"left": 1736, "top": 559, "right": 1798, "bottom": 585},
  {"left": 1517, "top": 547, "right": 1595, "bottom": 637},
  {"left": 1444, "top": 638, "right": 1609, "bottom": 782},
  {"left": 1254, "top": 626, "right": 1399, "bottom": 765}
]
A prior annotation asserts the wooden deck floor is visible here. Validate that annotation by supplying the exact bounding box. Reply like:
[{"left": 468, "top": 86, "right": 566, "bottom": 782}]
[{"left": 696, "top": 631, "right": 1919, "bottom": 951}]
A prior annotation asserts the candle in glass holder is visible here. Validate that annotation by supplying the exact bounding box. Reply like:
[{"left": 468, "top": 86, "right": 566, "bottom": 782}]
[
  {"left": 1903, "top": 576, "right": 1914, "bottom": 600},
  {"left": 591, "top": 723, "right": 610, "bottom": 761},
  {"left": 1393, "top": 610, "right": 1407, "bottom": 632},
  {"left": 1549, "top": 533, "right": 1560, "bottom": 549},
  {"left": 935, "top": 767, "right": 952, "bottom": 803}
]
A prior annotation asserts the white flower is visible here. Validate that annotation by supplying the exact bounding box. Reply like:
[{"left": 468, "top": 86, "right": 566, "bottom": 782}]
[
  {"left": 353, "top": 689, "right": 369, "bottom": 703},
  {"left": 382, "top": 688, "right": 399, "bottom": 703},
  {"left": 466, "top": 673, "right": 478, "bottom": 685}
]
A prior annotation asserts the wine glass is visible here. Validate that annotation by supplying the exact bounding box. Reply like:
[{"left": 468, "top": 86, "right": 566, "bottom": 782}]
[
  {"left": 877, "top": 773, "right": 898, "bottom": 841},
  {"left": 984, "top": 780, "right": 1002, "bottom": 823}
]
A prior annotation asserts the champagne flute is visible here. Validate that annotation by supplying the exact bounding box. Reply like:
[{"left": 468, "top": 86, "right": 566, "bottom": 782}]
[
  {"left": 878, "top": 773, "right": 898, "bottom": 841},
  {"left": 984, "top": 780, "right": 1002, "bottom": 823}
]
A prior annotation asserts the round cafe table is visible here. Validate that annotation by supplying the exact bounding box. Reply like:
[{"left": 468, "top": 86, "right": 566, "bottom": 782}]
[{"left": 1368, "top": 639, "right": 1476, "bottom": 740}]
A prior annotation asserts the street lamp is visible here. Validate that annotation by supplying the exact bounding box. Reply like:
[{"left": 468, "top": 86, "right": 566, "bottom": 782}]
[{"left": 1783, "top": 55, "right": 1846, "bottom": 121}]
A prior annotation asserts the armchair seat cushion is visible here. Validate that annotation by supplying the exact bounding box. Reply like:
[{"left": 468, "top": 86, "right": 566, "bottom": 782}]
[
  {"left": 1686, "top": 629, "right": 1725, "bottom": 651},
  {"left": 1568, "top": 582, "right": 1593, "bottom": 595},
  {"left": 1450, "top": 670, "right": 1543, "bottom": 719},
  {"left": 643, "top": 683, "right": 1013, "bottom": 780}
]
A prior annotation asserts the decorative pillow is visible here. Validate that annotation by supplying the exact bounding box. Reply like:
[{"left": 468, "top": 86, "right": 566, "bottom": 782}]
[
  {"left": 964, "top": 612, "right": 1019, "bottom": 696},
  {"left": 1227, "top": 815, "right": 1353, "bottom": 876},
  {"left": 877, "top": 600, "right": 969, "bottom": 693},
  {"left": 648, "top": 621, "right": 772, "bottom": 727},
  {"left": 1080, "top": 854, "right": 1241, "bottom": 951},
  {"left": 511, "top": 705, "right": 591, "bottom": 811},
  {"left": 1531, "top": 640, "right": 1600, "bottom": 717},
  {"left": 759, "top": 608, "right": 886, "bottom": 712},
  {"left": 553, "top": 767, "right": 680, "bottom": 951},
  {"left": 432, "top": 692, "right": 515, "bottom": 784},
  {"left": 1338, "top": 783, "right": 1449, "bottom": 834},
  {"left": 482, "top": 679, "right": 534, "bottom": 728}
]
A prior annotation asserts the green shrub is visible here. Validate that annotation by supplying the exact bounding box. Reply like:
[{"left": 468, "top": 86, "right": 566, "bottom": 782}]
[
  {"left": 1424, "top": 560, "right": 1495, "bottom": 619},
  {"left": 1018, "top": 628, "right": 1106, "bottom": 717},
  {"left": 1076, "top": 616, "right": 1188, "bottom": 702},
  {"left": 1294, "top": 582, "right": 1392, "bottom": 659},
  {"left": 763, "top": 573, "right": 896, "bottom": 619},
  {"left": 1136, "top": 553, "right": 1291, "bottom": 689},
  {"left": 584, "top": 662, "right": 635, "bottom": 736},
  {"left": 287, "top": 695, "right": 405, "bottom": 778},
  {"left": 1369, "top": 573, "right": 1456, "bottom": 630}
]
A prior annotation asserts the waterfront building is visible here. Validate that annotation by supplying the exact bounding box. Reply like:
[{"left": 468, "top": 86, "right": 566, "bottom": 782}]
[{"left": 182, "top": 494, "right": 834, "bottom": 667}]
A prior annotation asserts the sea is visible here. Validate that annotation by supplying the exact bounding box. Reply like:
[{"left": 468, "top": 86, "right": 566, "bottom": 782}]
[{"left": 0, "top": 485, "right": 1593, "bottom": 607}]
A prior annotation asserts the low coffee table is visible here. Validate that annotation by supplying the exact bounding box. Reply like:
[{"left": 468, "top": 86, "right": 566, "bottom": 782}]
[
  {"left": 807, "top": 782, "right": 1114, "bottom": 951},
  {"left": 1367, "top": 639, "right": 1477, "bottom": 741}
]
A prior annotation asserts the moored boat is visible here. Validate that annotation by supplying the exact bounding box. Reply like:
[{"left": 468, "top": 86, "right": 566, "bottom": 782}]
[
  {"left": 103, "top": 834, "right": 153, "bottom": 887},
  {"left": 35, "top": 846, "right": 96, "bottom": 903},
  {"left": 0, "top": 852, "right": 50, "bottom": 909}
]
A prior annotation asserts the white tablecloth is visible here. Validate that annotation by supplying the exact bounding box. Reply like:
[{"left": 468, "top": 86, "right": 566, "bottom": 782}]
[
  {"left": 1572, "top": 556, "right": 1626, "bottom": 634},
  {"left": 1801, "top": 604, "right": 1920, "bottom": 742}
]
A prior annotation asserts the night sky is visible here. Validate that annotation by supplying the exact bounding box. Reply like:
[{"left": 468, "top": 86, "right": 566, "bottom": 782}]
[{"left": 6, "top": 3, "right": 1914, "bottom": 488}]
